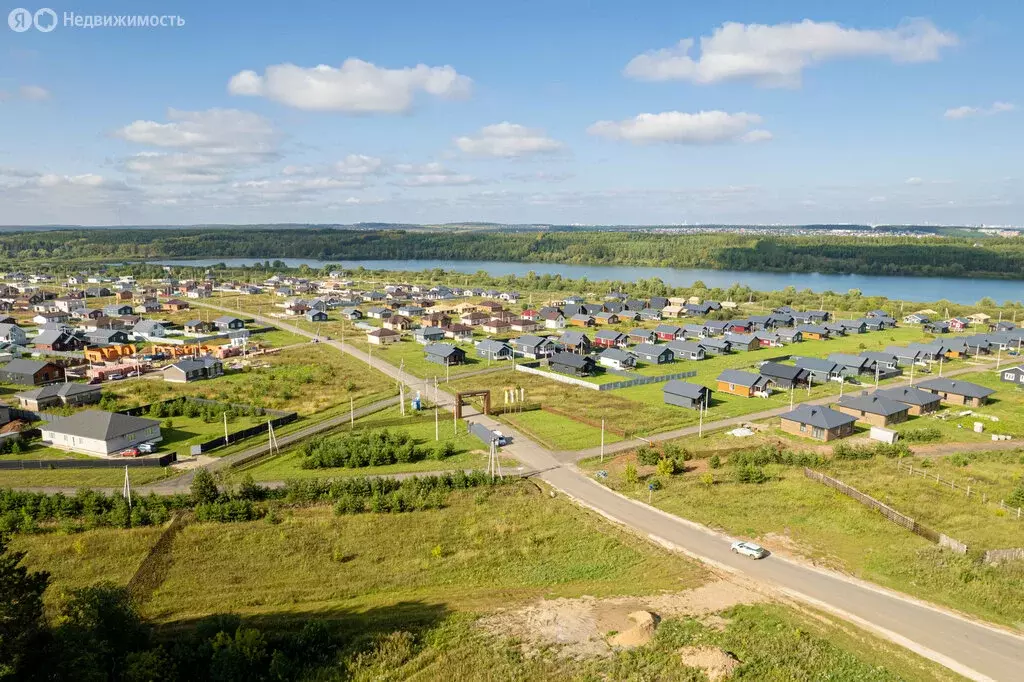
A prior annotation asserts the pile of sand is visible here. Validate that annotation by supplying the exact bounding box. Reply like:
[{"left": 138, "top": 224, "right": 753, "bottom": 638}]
[
  {"left": 607, "top": 610, "right": 657, "bottom": 648},
  {"left": 678, "top": 646, "right": 741, "bottom": 681}
]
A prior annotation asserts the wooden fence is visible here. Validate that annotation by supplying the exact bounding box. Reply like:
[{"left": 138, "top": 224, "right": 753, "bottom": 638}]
[
  {"left": 895, "top": 460, "right": 1023, "bottom": 520},
  {"left": 803, "top": 468, "right": 969, "bottom": 554}
]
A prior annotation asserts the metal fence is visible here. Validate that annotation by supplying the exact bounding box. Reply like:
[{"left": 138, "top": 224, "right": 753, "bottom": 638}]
[
  {"left": 0, "top": 453, "right": 176, "bottom": 469},
  {"left": 895, "top": 460, "right": 1023, "bottom": 519},
  {"left": 803, "top": 468, "right": 969, "bottom": 554},
  {"left": 514, "top": 361, "right": 698, "bottom": 392}
]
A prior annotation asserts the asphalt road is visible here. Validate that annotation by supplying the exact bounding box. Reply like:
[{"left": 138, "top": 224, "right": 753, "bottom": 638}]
[{"left": 188, "top": 302, "right": 1024, "bottom": 681}]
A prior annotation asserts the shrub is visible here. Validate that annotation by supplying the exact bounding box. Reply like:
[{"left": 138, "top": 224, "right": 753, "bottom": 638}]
[
  {"left": 709, "top": 454, "right": 721, "bottom": 469},
  {"left": 900, "top": 427, "right": 942, "bottom": 443},
  {"left": 647, "top": 478, "right": 663, "bottom": 491},
  {"left": 949, "top": 453, "right": 972, "bottom": 467},
  {"left": 191, "top": 470, "right": 219, "bottom": 505},
  {"left": 623, "top": 463, "right": 639, "bottom": 486},
  {"left": 735, "top": 464, "right": 768, "bottom": 484},
  {"left": 656, "top": 457, "right": 679, "bottom": 476},
  {"left": 635, "top": 446, "right": 659, "bottom": 466},
  {"left": 700, "top": 472, "right": 714, "bottom": 487},
  {"left": 1008, "top": 484, "right": 1024, "bottom": 508}
]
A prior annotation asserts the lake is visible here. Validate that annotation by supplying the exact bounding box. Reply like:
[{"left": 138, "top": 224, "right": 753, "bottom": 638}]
[{"left": 146, "top": 258, "right": 1023, "bottom": 306}]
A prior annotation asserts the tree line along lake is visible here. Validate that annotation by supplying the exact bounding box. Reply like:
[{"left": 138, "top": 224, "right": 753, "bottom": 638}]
[{"left": 147, "top": 258, "right": 1023, "bottom": 306}]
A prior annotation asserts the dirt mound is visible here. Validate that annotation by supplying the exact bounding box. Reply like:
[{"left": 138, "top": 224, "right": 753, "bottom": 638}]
[
  {"left": 607, "top": 610, "right": 657, "bottom": 648},
  {"left": 478, "top": 579, "right": 767, "bottom": 658},
  {"left": 678, "top": 646, "right": 740, "bottom": 681}
]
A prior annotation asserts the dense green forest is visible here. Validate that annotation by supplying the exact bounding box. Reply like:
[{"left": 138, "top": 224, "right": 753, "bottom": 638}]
[{"left": 3, "top": 228, "right": 1024, "bottom": 279}]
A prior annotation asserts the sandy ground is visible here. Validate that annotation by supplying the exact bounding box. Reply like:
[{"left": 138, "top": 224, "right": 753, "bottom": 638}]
[{"left": 478, "top": 578, "right": 767, "bottom": 658}]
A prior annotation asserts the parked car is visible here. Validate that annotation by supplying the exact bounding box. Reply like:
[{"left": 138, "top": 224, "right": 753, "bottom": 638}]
[
  {"left": 119, "top": 447, "right": 140, "bottom": 458},
  {"left": 137, "top": 442, "right": 156, "bottom": 454},
  {"left": 731, "top": 541, "right": 768, "bottom": 559}
]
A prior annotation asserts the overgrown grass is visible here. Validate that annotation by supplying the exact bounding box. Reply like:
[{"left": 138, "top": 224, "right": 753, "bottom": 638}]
[
  {"left": 592, "top": 446, "right": 1024, "bottom": 628},
  {"left": 0, "top": 466, "right": 176, "bottom": 489}
]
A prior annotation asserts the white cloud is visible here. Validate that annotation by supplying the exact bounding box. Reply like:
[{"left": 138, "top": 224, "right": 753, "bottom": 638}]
[
  {"left": 455, "top": 122, "right": 563, "bottom": 158},
  {"left": 905, "top": 176, "right": 923, "bottom": 185},
  {"left": 393, "top": 162, "right": 477, "bottom": 187},
  {"left": 228, "top": 58, "right": 472, "bottom": 113},
  {"left": 624, "top": 18, "right": 956, "bottom": 87},
  {"left": 867, "top": 195, "right": 887, "bottom": 203},
  {"left": 587, "top": 110, "right": 769, "bottom": 145},
  {"left": 0, "top": 84, "right": 51, "bottom": 102},
  {"left": 944, "top": 101, "right": 1015, "bottom": 119},
  {"left": 334, "top": 154, "right": 384, "bottom": 175}
]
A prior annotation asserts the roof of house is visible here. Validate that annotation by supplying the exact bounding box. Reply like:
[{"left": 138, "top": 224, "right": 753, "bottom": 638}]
[
  {"left": 699, "top": 338, "right": 732, "bottom": 350},
  {"left": 213, "top": 315, "right": 242, "bottom": 324},
  {"left": 367, "top": 328, "right": 399, "bottom": 337},
  {"left": 915, "top": 378, "right": 996, "bottom": 399},
  {"left": 875, "top": 386, "right": 942, "bottom": 406},
  {"left": 415, "top": 326, "right": 445, "bottom": 336},
  {"left": 594, "top": 329, "right": 625, "bottom": 340},
  {"left": 861, "top": 351, "right": 899, "bottom": 363},
  {"left": 424, "top": 343, "right": 463, "bottom": 358},
  {"left": 780, "top": 404, "right": 857, "bottom": 429},
  {"left": 599, "top": 348, "right": 633, "bottom": 363},
  {"left": 183, "top": 319, "right": 206, "bottom": 327},
  {"left": 663, "top": 380, "right": 708, "bottom": 399},
  {"left": 836, "top": 393, "right": 909, "bottom": 417},
  {"left": 550, "top": 352, "right": 594, "bottom": 369},
  {"left": 133, "top": 320, "right": 165, "bottom": 333},
  {"left": 828, "top": 353, "right": 869, "bottom": 369},
  {"left": 16, "top": 382, "right": 99, "bottom": 400},
  {"left": 167, "top": 357, "right": 221, "bottom": 373},
  {"left": 666, "top": 340, "right": 703, "bottom": 354},
  {"left": 560, "top": 331, "right": 590, "bottom": 345},
  {"left": 759, "top": 362, "right": 806, "bottom": 381},
  {"left": 717, "top": 369, "right": 766, "bottom": 387},
  {"left": 633, "top": 342, "right": 670, "bottom": 356},
  {"left": 1, "top": 359, "right": 54, "bottom": 376},
  {"left": 654, "top": 324, "right": 681, "bottom": 334},
  {"left": 628, "top": 328, "right": 653, "bottom": 337},
  {"left": 32, "top": 329, "right": 76, "bottom": 346},
  {"left": 794, "top": 357, "right": 841, "bottom": 373},
  {"left": 724, "top": 333, "right": 756, "bottom": 345},
  {"left": 476, "top": 339, "right": 511, "bottom": 353},
  {"left": 512, "top": 334, "right": 552, "bottom": 349},
  {"left": 44, "top": 410, "right": 159, "bottom": 441}
]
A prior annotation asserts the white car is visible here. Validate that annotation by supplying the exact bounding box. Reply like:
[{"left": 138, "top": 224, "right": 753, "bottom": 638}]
[{"left": 731, "top": 541, "right": 768, "bottom": 559}]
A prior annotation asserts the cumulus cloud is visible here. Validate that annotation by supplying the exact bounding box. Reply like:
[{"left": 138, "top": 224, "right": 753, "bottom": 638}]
[
  {"left": 587, "top": 110, "right": 770, "bottom": 145},
  {"left": 944, "top": 101, "right": 1015, "bottom": 119},
  {"left": 0, "top": 84, "right": 51, "bottom": 102},
  {"left": 455, "top": 122, "right": 563, "bottom": 158},
  {"left": 228, "top": 58, "right": 472, "bottom": 113},
  {"left": 393, "top": 162, "right": 477, "bottom": 187},
  {"left": 334, "top": 154, "right": 385, "bottom": 175},
  {"left": 624, "top": 18, "right": 956, "bottom": 87}
]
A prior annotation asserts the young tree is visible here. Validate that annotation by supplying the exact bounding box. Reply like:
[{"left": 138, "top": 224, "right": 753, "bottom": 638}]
[
  {"left": 0, "top": 535, "right": 50, "bottom": 680},
  {"left": 191, "top": 469, "right": 220, "bottom": 505}
]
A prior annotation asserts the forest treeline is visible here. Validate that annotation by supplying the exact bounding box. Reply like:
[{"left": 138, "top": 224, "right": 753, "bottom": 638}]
[{"left": 3, "top": 228, "right": 1024, "bottom": 279}]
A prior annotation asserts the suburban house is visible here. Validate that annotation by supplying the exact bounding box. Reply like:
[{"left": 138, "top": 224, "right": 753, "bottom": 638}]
[
  {"left": 511, "top": 335, "right": 556, "bottom": 359},
  {"left": 86, "top": 329, "right": 130, "bottom": 346},
  {"left": 39, "top": 410, "right": 162, "bottom": 457},
  {"left": 33, "top": 311, "right": 70, "bottom": 326},
  {"left": 915, "top": 378, "right": 995, "bottom": 407},
  {"left": 999, "top": 365, "right": 1024, "bottom": 386},
  {"left": 481, "top": 319, "right": 512, "bottom": 335},
  {"left": 594, "top": 312, "right": 620, "bottom": 325},
  {"left": 442, "top": 323, "right": 474, "bottom": 341},
  {"left": 704, "top": 321, "right": 730, "bottom": 336},
  {"left": 367, "top": 307, "right": 392, "bottom": 320},
  {"left": 103, "top": 304, "right": 134, "bottom": 317},
  {"left": 32, "top": 330, "right": 86, "bottom": 352},
  {"left": 422, "top": 312, "right": 451, "bottom": 327},
  {"left": 413, "top": 326, "right": 446, "bottom": 344},
  {"left": 569, "top": 314, "right": 595, "bottom": 327},
  {"left": 559, "top": 331, "right": 591, "bottom": 354},
  {"left": 639, "top": 308, "right": 663, "bottom": 321},
  {"left": 632, "top": 343, "right": 674, "bottom": 364},
  {"left": 305, "top": 310, "right": 329, "bottom": 323},
  {"left": 366, "top": 328, "right": 401, "bottom": 345},
  {"left": 796, "top": 324, "right": 829, "bottom": 341},
  {"left": 753, "top": 332, "right": 781, "bottom": 348},
  {"left": 594, "top": 329, "right": 627, "bottom": 349},
  {"left": 698, "top": 338, "right": 732, "bottom": 355},
  {"left": 875, "top": 386, "right": 943, "bottom": 415},
  {"left": 424, "top": 343, "right": 467, "bottom": 366},
  {"left": 776, "top": 328, "right": 803, "bottom": 344},
  {"left": 793, "top": 310, "right": 830, "bottom": 324},
  {"left": 163, "top": 356, "right": 224, "bottom": 383},
  {"left": 835, "top": 393, "right": 910, "bottom": 427},
  {"left": 184, "top": 320, "right": 213, "bottom": 334},
  {"left": 727, "top": 320, "right": 753, "bottom": 334},
  {"left": 924, "top": 321, "right": 950, "bottom": 334},
  {"left": 838, "top": 320, "right": 867, "bottom": 334},
  {"left": 161, "top": 299, "right": 190, "bottom": 312},
  {"left": 542, "top": 311, "right": 566, "bottom": 329},
  {"left": 662, "top": 381, "right": 711, "bottom": 410},
  {"left": 794, "top": 357, "right": 845, "bottom": 383},
  {"left": 723, "top": 333, "right": 759, "bottom": 352},
  {"left": 758, "top": 362, "right": 809, "bottom": 390},
  {"left": 549, "top": 352, "right": 596, "bottom": 377},
  {"left": 132, "top": 320, "right": 167, "bottom": 339},
  {"left": 948, "top": 317, "right": 971, "bottom": 332},
  {"left": 903, "top": 313, "right": 930, "bottom": 325},
  {"left": 340, "top": 307, "right": 363, "bottom": 320},
  {"left": 0, "top": 324, "right": 28, "bottom": 345},
  {"left": 598, "top": 348, "right": 636, "bottom": 370},
  {"left": 213, "top": 316, "right": 245, "bottom": 331},
  {"left": 509, "top": 318, "right": 540, "bottom": 333},
  {"left": 654, "top": 324, "right": 683, "bottom": 341},
  {"left": 716, "top": 369, "right": 774, "bottom": 398},
  {"left": 861, "top": 352, "right": 900, "bottom": 373},
  {"left": 827, "top": 353, "right": 871, "bottom": 375},
  {"left": 683, "top": 324, "right": 709, "bottom": 339},
  {"left": 767, "top": 313, "right": 794, "bottom": 328},
  {"left": 823, "top": 323, "right": 847, "bottom": 337},
  {"left": 666, "top": 340, "right": 706, "bottom": 361},
  {"left": 476, "top": 340, "right": 512, "bottom": 361},
  {"left": 627, "top": 328, "right": 656, "bottom": 345},
  {"left": 16, "top": 382, "right": 101, "bottom": 410},
  {"left": 779, "top": 404, "right": 857, "bottom": 442},
  {"left": 886, "top": 346, "right": 925, "bottom": 367},
  {"left": 383, "top": 315, "right": 414, "bottom": 331}
]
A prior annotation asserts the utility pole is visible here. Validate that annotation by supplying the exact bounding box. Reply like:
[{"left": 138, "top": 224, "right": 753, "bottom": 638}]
[
  {"left": 223, "top": 412, "right": 229, "bottom": 445},
  {"left": 939, "top": 355, "right": 943, "bottom": 377},
  {"left": 875, "top": 364, "right": 880, "bottom": 388},
  {"left": 909, "top": 361, "right": 915, "bottom": 387},
  {"left": 435, "top": 406, "right": 439, "bottom": 441},
  {"left": 350, "top": 396, "right": 354, "bottom": 425},
  {"left": 600, "top": 419, "right": 605, "bottom": 462},
  {"left": 122, "top": 466, "right": 132, "bottom": 509},
  {"left": 997, "top": 344, "right": 1002, "bottom": 370}
]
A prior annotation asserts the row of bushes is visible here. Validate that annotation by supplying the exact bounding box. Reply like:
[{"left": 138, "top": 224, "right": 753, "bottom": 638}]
[
  {"left": 146, "top": 396, "right": 268, "bottom": 422},
  {"left": 832, "top": 441, "right": 911, "bottom": 461},
  {"left": 299, "top": 429, "right": 456, "bottom": 469},
  {"left": 0, "top": 470, "right": 511, "bottom": 534}
]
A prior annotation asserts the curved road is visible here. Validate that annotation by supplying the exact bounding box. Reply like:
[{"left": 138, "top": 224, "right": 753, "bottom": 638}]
[{"left": 199, "top": 303, "right": 1022, "bottom": 681}]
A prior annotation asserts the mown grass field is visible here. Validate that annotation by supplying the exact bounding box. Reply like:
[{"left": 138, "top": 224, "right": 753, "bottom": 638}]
[
  {"left": 234, "top": 406, "right": 500, "bottom": 481},
  {"left": 0, "top": 466, "right": 176, "bottom": 489},
  {"left": 585, "top": 447, "right": 1024, "bottom": 629}
]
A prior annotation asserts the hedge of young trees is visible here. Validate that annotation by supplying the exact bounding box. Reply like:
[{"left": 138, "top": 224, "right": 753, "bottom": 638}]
[{"left": 298, "top": 430, "right": 455, "bottom": 469}]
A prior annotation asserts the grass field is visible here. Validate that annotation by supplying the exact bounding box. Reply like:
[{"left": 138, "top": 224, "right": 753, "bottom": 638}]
[
  {"left": 0, "top": 466, "right": 177, "bottom": 489},
  {"left": 235, "top": 406, "right": 499, "bottom": 481},
  {"left": 99, "top": 344, "right": 396, "bottom": 416},
  {"left": 586, "top": 448, "right": 1024, "bottom": 628}
]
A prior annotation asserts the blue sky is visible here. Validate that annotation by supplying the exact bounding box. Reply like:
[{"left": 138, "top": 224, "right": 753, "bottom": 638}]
[{"left": 0, "top": 1, "right": 1021, "bottom": 225}]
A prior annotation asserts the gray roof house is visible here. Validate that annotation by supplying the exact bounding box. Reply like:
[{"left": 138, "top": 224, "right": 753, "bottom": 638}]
[
  {"left": 758, "top": 362, "right": 809, "bottom": 389},
  {"left": 666, "top": 340, "right": 706, "bottom": 361},
  {"left": 662, "top": 381, "right": 711, "bottom": 410},
  {"left": 598, "top": 347, "right": 636, "bottom": 370},
  {"left": 132, "top": 320, "right": 167, "bottom": 338},
  {"left": 632, "top": 343, "right": 674, "bottom": 364},
  {"left": 213, "top": 316, "right": 245, "bottom": 331},
  {"left": 40, "top": 410, "right": 162, "bottom": 457},
  {"left": 698, "top": 338, "right": 732, "bottom": 355},
  {"left": 915, "top": 378, "right": 995, "bottom": 406},
  {"left": 413, "top": 326, "right": 446, "bottom": 344},
  {"left": 828, "top": 353, "right": 871, "bottom": 374},
  {"left": 836, "top": 393, "right": 910, "bottom": 424},
  {"left": 779, "top": 404, "right": 856, "bottom": 441},
  {"left": 16, "top": 382, "right": 101, "bottom": 410},
  {"left": 511, "top": 334, "right": 556, "bottom": 359},
  {"left": 476, "top": 339, "right": 512, "bottom": 361},
  {"left": 424, "top": 343, "right": 466, "bottom": 366},
  {"left": 793, "top": 357, "right": 846, "bottom": 382},
  {"left": 163, "top": 356, "right": 224, "bottom": 383},
  {"left": 875, "top": 386, "right": 943, "bottom": 413}
]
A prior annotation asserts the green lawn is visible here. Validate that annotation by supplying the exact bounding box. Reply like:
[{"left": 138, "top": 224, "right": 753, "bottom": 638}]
[
  {"left": 155, "top": 413, "right": 267, "bottom": 457},
  {"left": 589, "top": 447, "right": 1024, "bottom": 629},
  {"left": 235, "top": 406, "right": 498, "bottom": 481},
  {"left": 0, "top": 466, "right": 177, "bottom": 488},
  {"left": 500, "top": 409, "right": 624, "bottom": 450}
]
